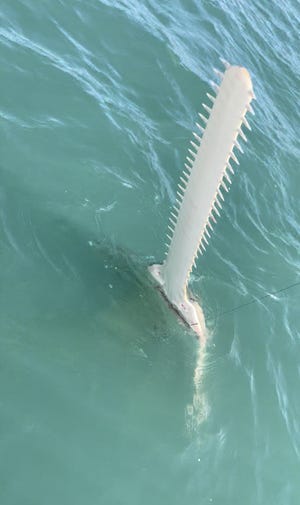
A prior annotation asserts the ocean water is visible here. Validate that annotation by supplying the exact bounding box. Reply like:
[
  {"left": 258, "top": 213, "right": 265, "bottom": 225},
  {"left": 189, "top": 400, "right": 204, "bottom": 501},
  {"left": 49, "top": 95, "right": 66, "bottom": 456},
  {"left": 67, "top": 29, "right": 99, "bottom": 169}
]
[{"left": 0, "top": 0, "right": 299, "bottom": 503}]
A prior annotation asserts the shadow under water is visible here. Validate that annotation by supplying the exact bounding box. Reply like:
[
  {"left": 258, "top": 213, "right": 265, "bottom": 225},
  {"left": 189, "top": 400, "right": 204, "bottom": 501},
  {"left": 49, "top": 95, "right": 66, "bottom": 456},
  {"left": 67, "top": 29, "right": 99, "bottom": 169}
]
[
  {"left": 0, "top": 164, "right": 176, "bottom": 343},
  {"left": 0, "top": 164, "right": 210, "bottom": 448},
  {"left": 0, "top": 164, "right": 213, "bottom": 505}
]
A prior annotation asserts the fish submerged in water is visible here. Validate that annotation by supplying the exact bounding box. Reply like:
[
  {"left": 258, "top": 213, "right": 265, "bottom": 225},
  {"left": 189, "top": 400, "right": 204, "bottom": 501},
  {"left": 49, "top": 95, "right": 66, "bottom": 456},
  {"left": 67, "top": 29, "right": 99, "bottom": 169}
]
[{"left": 149, "top": 61, "right": 255, "bottom": 341}]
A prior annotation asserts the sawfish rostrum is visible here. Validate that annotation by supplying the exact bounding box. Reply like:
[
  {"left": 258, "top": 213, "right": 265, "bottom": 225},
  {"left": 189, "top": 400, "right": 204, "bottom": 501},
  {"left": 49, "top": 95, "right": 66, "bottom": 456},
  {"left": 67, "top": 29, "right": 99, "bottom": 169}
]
[{"left": 149, "top": 62, "right": 255, "bottom": 339}]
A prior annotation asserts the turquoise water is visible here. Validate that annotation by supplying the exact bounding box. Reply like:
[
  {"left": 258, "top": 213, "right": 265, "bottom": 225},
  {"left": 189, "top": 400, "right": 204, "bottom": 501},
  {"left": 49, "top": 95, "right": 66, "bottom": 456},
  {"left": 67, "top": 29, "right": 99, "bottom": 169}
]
[{"left": 0, "top": 1, "right": 299, "bottom": 503}]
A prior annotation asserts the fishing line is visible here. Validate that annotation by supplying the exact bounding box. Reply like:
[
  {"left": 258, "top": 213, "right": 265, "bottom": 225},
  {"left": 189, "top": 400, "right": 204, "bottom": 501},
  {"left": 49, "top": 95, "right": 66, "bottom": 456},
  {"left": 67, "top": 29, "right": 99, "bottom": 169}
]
[{"left": 220, "top": 279, "right": 300, "bottom": 316}]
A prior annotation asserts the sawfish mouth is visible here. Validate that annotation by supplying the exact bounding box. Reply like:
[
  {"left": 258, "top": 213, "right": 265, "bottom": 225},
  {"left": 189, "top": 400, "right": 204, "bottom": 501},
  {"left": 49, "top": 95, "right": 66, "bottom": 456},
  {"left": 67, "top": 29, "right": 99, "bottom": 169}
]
[{"left": 148, "top": 263, "right": 206, "bottom": 342}]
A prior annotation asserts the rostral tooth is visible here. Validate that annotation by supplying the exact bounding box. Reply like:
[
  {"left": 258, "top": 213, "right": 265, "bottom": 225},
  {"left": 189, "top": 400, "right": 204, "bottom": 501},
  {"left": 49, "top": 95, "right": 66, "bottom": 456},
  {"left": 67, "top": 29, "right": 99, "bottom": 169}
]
[
  {"left": 192, "top": 131, "right": 201, "bottom": 142},
  {"left": 190, "top": 140, "right": 198, "bottom": 150},
  {"left": 196, "top": 122, "right": 205, "bottom": 133},
  {"left": 199, "top": 113, "right": 208, "bottom": 124},
  {"left": 206, "top": 92, "right": 215, "bottom": 102},
  {"left": 202, "top": 103, "right": 211, "bottom": 113},
  {"left": 220, "top": 57, "right": 230, "bottom": 69},
  {"left": 242, "top": 116, "right": 251, "bottom": 130},
  {"left": 213, "top": 68, "right": 224, "bottom": 79},
  {"left": 238, "top": 127, "right": 247, "bottom": 142},
  {"left": 209, "top": 80, "right": 219, "bottom": 92},
  {"left": 234, "top": 139, "right": 243, "bottom": 153},
  {"left": 230, "top": 152, "right": 239, "bottom": 165}
]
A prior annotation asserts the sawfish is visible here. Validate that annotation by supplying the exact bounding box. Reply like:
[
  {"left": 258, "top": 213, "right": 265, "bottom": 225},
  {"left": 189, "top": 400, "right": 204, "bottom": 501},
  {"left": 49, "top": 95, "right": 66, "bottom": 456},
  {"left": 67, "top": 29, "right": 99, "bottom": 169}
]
[{"left": 149, "top": 60, "right": 255, "bottom": 340}]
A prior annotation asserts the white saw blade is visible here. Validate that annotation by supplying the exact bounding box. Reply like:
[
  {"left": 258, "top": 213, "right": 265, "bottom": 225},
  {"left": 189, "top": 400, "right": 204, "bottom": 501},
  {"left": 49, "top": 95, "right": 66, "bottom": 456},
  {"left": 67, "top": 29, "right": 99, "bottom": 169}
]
[{"left": 149, "top": 63, "right": 255, "bottom": 339}]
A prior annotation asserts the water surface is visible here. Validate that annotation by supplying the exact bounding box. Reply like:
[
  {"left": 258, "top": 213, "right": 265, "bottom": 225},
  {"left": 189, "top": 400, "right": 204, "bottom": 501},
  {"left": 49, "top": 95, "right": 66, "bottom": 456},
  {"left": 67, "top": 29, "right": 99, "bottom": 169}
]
[{"left": 0, "top": 1, "right": 299, "bottom": 504}]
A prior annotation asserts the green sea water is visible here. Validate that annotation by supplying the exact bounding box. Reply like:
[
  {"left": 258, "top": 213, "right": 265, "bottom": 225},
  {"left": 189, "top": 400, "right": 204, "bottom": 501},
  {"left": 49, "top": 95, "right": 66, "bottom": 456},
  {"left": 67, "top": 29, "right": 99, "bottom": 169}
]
[{"left": 0, "top": 1, "right": 299, "bottom": 504}]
